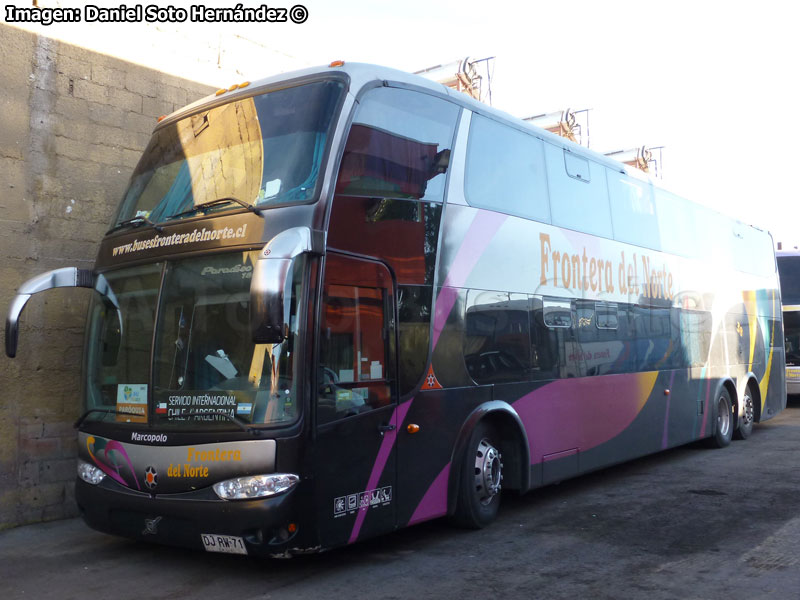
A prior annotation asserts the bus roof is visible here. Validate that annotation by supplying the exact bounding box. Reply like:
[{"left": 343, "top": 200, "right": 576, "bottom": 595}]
[
  {"left": 157, "top": 62, "right": 627, "bottom": 172},
  {"left": 155, "top": 62, "right": 771, "bottom": 240}
]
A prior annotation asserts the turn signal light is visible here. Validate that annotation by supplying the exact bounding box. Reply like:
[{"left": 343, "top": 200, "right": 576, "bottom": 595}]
[{"left": 407, "top": 424, "right": 420, "bottom": 434}]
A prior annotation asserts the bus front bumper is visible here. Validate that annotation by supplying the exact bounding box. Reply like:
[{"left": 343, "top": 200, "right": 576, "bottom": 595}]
[{"left": 75, "top": 477, "right": 309, "bottom": 557}]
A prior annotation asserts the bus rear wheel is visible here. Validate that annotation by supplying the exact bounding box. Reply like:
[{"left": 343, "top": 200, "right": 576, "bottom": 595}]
[
  {"left": 453, "top": 421, "right": 503, "bottom": 529},
  {"left": 705, "top": 387, "right": 734, "bottom": 448},
  {"left": 734, "top": 387, "right": 755, "bottom": 440}
]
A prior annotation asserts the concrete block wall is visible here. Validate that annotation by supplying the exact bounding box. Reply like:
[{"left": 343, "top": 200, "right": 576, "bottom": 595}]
[{"left": 0, "top": 24, "right": 215, "bottom": 529}]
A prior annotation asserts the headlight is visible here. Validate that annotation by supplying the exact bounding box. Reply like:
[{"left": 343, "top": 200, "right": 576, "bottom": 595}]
[
  {"left": 78, "top": 460, "right": 106, "bottom": 485},
  {"left": 213, "top": 473, "right": 299, "bottom": 500}
]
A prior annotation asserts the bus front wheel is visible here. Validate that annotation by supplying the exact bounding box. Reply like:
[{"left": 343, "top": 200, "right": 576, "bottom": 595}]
[
  {"left": 705, "top": 387, "right": 734, "bottom": 448},
  {"left": 453, "top": 421, "right": 503, "bottom": 529}
]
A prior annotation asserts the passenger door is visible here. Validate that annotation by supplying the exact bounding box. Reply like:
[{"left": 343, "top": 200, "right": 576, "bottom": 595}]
[{"left": 314, "top": 252, "right": 398, "bottom": 548}]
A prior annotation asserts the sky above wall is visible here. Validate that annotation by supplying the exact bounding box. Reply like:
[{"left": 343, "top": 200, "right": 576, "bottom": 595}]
[{"left": 8, "top": 0, "right": 800, "bottom": 246}]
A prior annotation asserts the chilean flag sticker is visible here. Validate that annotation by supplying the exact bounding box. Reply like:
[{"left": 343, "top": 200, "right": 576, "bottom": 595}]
[{"left": 156, "top": 402, "right": 167, "bottom": 414}]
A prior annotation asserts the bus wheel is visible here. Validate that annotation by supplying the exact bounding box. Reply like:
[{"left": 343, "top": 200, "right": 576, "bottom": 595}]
[
  {"left": 734, "top": 387, "right": 755, "bottom": 440},
  {"left": 454, "top": 421, "right": 503, "bottom": 528},
  {"left": 705, "top": 387, "right": 734, "bottom": 448}
]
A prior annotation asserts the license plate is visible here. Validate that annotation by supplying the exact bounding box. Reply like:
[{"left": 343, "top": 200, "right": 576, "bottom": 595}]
[
  {"left": 787, "top": 369, "right": 800, "bottom": 379},
  {"left": 201, "top": 533, "right": 248, "bottom": 555}
]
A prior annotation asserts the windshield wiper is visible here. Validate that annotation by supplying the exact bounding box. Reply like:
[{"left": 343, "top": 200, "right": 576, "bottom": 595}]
[
  {"left": 107, "top": 215, "right": 164, "bottom": 235},
  {"left": 167, "top": 196, "right": 264, "bottom": 220}
]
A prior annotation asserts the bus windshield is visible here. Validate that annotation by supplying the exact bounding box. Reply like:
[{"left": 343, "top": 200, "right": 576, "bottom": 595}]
[
  {"left": 777, "top": 255, "right": 800, "bottom": 305},
  {"left": 113, "top": 79, "right": 344, "bottom": 226},
  {"left": 84, "top": 251, "right": 304, "bottom": 429}
]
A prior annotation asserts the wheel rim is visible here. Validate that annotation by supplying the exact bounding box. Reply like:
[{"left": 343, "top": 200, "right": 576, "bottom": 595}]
[
  {"left": 474, "top": 438, "right": 502, "bottom": 506},
  {"left": 717, "top": 396, "right": 731, "bottom": 437},
  {"left": 742, "top": 393, "right": 754, "bottom": 427}
]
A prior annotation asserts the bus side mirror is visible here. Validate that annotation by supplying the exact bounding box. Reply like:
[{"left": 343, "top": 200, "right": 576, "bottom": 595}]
[
  {"left": 5, "top": 268, "right": 121, "bottom": 358},
  {"left": 250, "top": 227, "right": 324, "bottom": 344}
]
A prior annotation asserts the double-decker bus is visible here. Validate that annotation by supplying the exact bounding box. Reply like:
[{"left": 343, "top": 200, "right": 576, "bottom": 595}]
[
  {"left": 5, "top": 62, "right": 785, "bottom": 556},
  {"left": 777, "top": 251, "right": 800, "bottom": 394}
]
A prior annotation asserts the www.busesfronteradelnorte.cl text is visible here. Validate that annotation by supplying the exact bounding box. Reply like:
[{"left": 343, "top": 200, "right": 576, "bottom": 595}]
[{"left": 112, "top": 224, "right": 248, "bottom": 256}]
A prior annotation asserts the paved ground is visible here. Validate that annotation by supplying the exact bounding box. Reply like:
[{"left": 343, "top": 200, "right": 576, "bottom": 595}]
[{"left": 3, "top": 399, "right": 800, "bottom": 600}]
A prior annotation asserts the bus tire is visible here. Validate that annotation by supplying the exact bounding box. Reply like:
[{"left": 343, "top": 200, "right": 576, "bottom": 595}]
[
  {"left": 705, "top": 387, "right": 734, "bottom": 448},
  {"left": 453, "top": 421, "right": 503, "bottom": 529},
  {"left": 734, "top": 386, "right": 755, "bottom": 440}
]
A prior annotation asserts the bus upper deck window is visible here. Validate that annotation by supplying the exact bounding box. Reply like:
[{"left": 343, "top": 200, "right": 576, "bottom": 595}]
[{"left": 336, "top": 87, "right": 459, "bottom": 202}]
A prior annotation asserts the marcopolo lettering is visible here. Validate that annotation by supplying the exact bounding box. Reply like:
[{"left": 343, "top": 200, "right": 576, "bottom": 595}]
[{"left": 131, "top": 432, "right": 168, "bottom": 443}]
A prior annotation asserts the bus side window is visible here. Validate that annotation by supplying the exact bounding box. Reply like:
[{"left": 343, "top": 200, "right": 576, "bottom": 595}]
[
  {"left": 576, "top": 300, "right": 622, "bottom": 377},
  {"left": 463, "top": 291, "right": 530, "bottom": 384},
  {"left": 655, "top": 189, "right": 701, "bottom": 260},
  {"left": 464, "top": 114, "right": 550, "bottom": 223},
  {"left": 608, "top": 172, "right": 660, "bottom": 252},
  {"left": 335, "top": 87, "right": 459, "bottom": 202},
  {"left": 596, "top": 302, "right": 618, "bottom": 329},
  {"left": 633, "top": 306, "right": 676, "bottom": 371},
  {"left": 543, "top": 298, "right": 572, "bottom": 328},
  {"left": 575, "top": 301, "right": 597, "bottom": 342},
  {"left": 530, "top": 296, "right": 559, "bottom": 380},
  {"left": 545, "top": 144, "right": 612, "bottom": 239},
  {"left": 610, "top": 305, "right": 636, "bottom": 374},
  {"left": 678, "top": 309, "right": 712, "bottom": 368},
  {"left": 397, "top": 285, "right": 432, "bottom": 395}
]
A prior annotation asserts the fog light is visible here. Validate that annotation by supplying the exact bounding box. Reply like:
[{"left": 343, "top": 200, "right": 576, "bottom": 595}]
[
  {"left": 213, "top": 474, "right": 299, "bottom": 500},
  {"left": 78, "top": 460, "right": 106, "bottom": 485}
]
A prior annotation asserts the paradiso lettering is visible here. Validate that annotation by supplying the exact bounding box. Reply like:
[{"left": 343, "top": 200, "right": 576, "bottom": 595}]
[
  {"left": 539, "top": 233, "right": 675, "bottom": 300},
  {"left": 167, "top": 446, "right": 242, "bottom": 479}
]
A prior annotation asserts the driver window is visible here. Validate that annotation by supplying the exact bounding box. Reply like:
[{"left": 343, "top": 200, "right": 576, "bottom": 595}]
[{"left": 318, "top": 254, "right": 395, "bottom": 425}]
